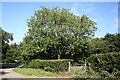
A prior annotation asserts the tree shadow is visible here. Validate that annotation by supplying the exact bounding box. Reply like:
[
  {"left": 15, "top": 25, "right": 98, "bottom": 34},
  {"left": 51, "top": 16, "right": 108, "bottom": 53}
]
[
  {"left": 0, "top": 71, "right": 10, "bottom": 76},
  {"left": 0, "top": 64, "right": 23, "bottom": 69},
  {"left": 0, "top": 64, "right": 23, "bottom": 76}
]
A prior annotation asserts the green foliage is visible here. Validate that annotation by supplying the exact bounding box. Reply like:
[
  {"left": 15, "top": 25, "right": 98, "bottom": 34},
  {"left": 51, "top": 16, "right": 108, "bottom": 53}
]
[
  {"left": 22, "top": 6, "right": 97, "bottom": 60},
  {"left": 1, "top": 28, "right": 13, "bottom": 63},
  {"left": 1, "top": 28, "right": 23, "bottom": 64},
  {"left": 67, "top": 66, "right": 102, "bottom": 78},
  {"left": 24, "top": 59, "right": 73, "bottom": 72},
  {"left": 87, "top": 52, "right": 120, "bottom": 77},
  {"left": 3, "top": 43, "right": 23, "bottom": 63},
  {"left": 103, "top": 33, "right": 120, "bottom": 52},
  {"left": 89, "top": 33, "right": 120, "bottom": 54},
  {"left": 2, "top": 29, "right": 13, "bottom": 43},
  {"left": 0, "top": 27, "right": 2, "bottom": 63},
  {"left": 88, "top": 38, "right": 108, "bottom": 54}
]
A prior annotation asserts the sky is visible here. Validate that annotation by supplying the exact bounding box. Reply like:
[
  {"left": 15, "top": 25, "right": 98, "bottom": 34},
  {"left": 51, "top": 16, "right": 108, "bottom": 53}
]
[{"left": 1, "top": 2, "right": 118, "bottom": 44}]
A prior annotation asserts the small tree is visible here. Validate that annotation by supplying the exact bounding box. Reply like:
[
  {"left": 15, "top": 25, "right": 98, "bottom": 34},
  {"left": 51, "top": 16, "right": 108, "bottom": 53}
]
[{"left": 23, "top": 6, "right": 97, "bottom": 60}]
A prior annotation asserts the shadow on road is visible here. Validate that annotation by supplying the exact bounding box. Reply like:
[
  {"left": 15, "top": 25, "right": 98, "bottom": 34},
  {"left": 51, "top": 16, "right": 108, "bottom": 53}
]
[
  {"left": 0, "top": 72, "right": 10, "bottom": 75},
  {"left": 0, "top": 64, "right": 23, "bottom": 69},
  {"left": 0, "top": 64, "right": 23, "bottom": 76}
]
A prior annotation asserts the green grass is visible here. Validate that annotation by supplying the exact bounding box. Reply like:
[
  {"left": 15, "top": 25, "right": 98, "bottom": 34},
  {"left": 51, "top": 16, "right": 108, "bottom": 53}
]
[{"left": 13, "top": 67, "right": 59, "bottom": 77}]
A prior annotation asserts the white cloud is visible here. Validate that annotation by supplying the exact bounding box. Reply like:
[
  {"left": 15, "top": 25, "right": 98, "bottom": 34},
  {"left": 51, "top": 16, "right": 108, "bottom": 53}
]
[
  {"left": 70, "top": 3, "right": 96, "bottom": 16},
  {"left": 71, "top": 7, "right": 80, "bottom": 16},
  {"left": 91, "top": 18, "right": 105, "bottom": 23},
  {"left": 84, "top": 4, "right": 95, "bottom": 12},
  {"left": 84, "top": 7, "right": 94, "bottom": 12},
  {"left": 71, "top": 3, "right": 84, "bottom": 16}
]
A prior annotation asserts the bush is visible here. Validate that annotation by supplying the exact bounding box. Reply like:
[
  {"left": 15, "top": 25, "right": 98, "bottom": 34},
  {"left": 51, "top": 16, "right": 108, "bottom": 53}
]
[
  {"left": 24, "top": 59, "right": 73, "bottom": 72},
  {"left": 87, "top": 52, "right": 120, "bottom": 77}
]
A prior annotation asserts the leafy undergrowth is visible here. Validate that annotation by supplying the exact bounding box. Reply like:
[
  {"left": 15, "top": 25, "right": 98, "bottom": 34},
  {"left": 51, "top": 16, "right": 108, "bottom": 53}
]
[
  {"left": 13, "top": 66, "right": 107, "bottom": 78},
  {"left": 67, "top": 66, "right": 101, "bottom": 78}
]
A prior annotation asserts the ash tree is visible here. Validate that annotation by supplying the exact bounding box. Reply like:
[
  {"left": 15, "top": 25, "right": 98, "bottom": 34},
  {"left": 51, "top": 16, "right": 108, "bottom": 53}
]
[{"left": 22, "top": 6, "right": 97, "bottom": 60}]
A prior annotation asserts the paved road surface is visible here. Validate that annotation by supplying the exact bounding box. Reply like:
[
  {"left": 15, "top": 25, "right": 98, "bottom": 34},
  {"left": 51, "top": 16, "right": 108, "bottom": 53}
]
[
  {"left": 1, "top": 68, "right": 25, "bottom": 78},
  {"left": 0, "top": 64, "right": 25, "bottom": 78}
]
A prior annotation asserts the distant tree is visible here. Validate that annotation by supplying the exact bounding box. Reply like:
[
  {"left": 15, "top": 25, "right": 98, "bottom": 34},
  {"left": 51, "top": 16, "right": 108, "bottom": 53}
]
[
  {"left": 0, "top": 27, "right": 2, "bottom": 62},
  {"left": 22, "top": 6, "right": 97, "bottom": 60},
  {"left": 1, "top": 28, "right": 13, "bottom": 62},
  {"left": 4, "top": 43, "right": 22, "bottom": 63},
  {"left": 88, "top": 38, "right": 108, "bottom": 54},
  {"left": 89, "top": 33, "right": 120, "bottom": 55},
  {"left": 103, "top": 33, "right": 120, "bottom": 52}
]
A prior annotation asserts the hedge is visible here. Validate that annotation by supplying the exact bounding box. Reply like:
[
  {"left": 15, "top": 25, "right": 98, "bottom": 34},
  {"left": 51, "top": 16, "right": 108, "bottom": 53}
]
[
  {"left": 24, "top": 59, "right": 73, "bottom": 72},
  {"left": 87, "top": 52, "right": 120, "bottom": 77}
]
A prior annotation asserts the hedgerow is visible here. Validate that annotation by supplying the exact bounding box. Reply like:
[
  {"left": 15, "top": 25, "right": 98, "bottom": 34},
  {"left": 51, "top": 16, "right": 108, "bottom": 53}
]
[
  {"left": 87, "top": 52, "right": 120, "bottom": 77},
  {"left": 24, "top": 59, "right": 73, "bottom": 72}
]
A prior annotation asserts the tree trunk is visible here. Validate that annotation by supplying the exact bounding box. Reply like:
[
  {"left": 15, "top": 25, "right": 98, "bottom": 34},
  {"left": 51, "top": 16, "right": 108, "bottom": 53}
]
[
  {"left": 58, "top": 53, "right": 60, "bottom": 60},
  {"left": 58, "top": 49, "right": 60, "bottom": 60},
  {"left": 85, "top": 59, "right": 86, "bottom": 72}
]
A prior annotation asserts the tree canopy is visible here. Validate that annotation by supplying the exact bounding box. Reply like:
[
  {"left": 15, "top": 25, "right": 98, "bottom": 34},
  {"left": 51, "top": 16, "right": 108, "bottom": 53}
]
[
  {"left": 1, "top": 28, "right": 13, "bottom": 62},
  {"left": 22, "top": 6, "right": 97, "bottom": 61},
  {"left": 89, "top": 33, "right": 120, "bottom": 54}
]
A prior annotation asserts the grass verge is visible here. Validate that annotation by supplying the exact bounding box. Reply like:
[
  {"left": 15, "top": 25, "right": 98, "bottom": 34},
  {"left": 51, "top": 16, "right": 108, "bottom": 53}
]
[
  {"left": 13, "top": 67, "right": 59, "bottom": 77},
  {"left": 13, "top": 66, "right": 102, "bottom": 78}
]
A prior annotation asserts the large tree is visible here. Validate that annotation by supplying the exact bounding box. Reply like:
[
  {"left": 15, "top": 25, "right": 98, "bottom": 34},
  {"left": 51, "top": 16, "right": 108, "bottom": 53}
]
[{"left": 22, "top": 6, "right": 97, "bottom": 60}]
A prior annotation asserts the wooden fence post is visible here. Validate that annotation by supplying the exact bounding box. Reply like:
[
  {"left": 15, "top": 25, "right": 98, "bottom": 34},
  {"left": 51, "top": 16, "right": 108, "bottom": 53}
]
[
  {"left": 85, "top": 59, "right": 86, "bottom": 72},
  {"left": 68, "top": 61, "right": 71, "bottom": 72}
]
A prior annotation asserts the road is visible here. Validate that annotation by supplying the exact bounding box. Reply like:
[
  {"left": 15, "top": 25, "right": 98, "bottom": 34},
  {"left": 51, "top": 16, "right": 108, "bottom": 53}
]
[
  {"left": 1, "top": 68, "right": 25, "bottom": 78},
  {"left": 0, "top": 64, "right": 25, "bottom": 78}
]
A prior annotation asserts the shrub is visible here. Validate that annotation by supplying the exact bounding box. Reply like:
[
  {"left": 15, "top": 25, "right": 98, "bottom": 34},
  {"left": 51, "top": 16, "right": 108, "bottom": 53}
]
[
  {"left": 87, "top": 52, "right": 120, "bottom": 77},
  {"left": 24, "top": 59, "right": 73, "bottom": 72}
]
